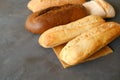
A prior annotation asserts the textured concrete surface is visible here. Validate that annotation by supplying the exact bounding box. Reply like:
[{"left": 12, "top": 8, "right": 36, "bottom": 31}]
[{"left": 0, "top": 0, "right": 120, "bottom": 80}]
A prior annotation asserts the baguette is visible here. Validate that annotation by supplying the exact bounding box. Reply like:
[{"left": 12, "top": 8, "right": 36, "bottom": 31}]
[
  {"left": 25, "top": 4, "right": 88, "bottom": 34},
  {"left": 60, "top": 22, "right": 120, "bottom": 65},
  {"left": 53, "top": 44, "right": 113, "bottom": 68},
  {"left": 39, "top": 15, "right": 105, "bottom": 48},
  {"left": 27, "top": 0, "right": 86, "bottom": 12}
]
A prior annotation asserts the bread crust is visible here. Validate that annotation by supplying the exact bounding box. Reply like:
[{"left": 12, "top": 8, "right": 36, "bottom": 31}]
[
  {"left": 25, "top": 4, "right": 88, "bottom": 34},
  {"left": 93, "top": 0, "right": 115, "bottom": 17},
  {"left": 83, "top": 1, "right": 106, "bottom": 17},
  {"left": 60, "top": 22, "right": 120, "bottom": 65},
  {"left": 53, "top": 44, "right": 113, "bottom": 68},
  {"left": 39, "top": 15, "right": 105, "bottom": 48},
  {"left": 27, "top": 0, "right": 86, "bottom": 12}
]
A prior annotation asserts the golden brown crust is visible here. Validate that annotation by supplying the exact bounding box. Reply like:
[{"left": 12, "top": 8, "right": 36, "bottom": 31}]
[
  {"left": 39, "top": 15, "right": 105, "bottom": 48},
  {"left": 60, "top": 22, "right": 120, "bottom": 65},
  {"left": 27, "top": 0, "right": 86, "bottom": 12},
  {"left": 83, "top": 46, "right": 113, "bottom": 62},
  {"left": 53, "top": 44, "right": 69, "bottom": 68},
  {"left": 53, "top": 44, "right": 113, "bottom": 68},
  {"left": 25, "top": 4, "right": 88, "bottom": 34}
]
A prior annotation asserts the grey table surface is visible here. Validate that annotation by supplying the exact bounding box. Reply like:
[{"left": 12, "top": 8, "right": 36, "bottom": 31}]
[{"left": 0, "top": 0, "right": 120, "bottom": 80}]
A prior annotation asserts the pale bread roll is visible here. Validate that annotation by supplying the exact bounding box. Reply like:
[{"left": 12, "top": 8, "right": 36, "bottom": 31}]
[
  {"left": 83, "top": 1, "right": 106, "bottom": 17},
  {"left": 60, "top": 22, "right": 120, "bottom": 65},
  {"left": 93, "top": 0, "right": 115, "bottom": 18},
  {"left": 27, "top": 0, "right": 86, "bottom": 12},
  {"left": 39, "top": 15, "right": 105, "bottom": 48},
  {"left": 83, "top": 0, "right": 115, "bottom": 18},
  {"left": 53, "top": 44, "right": 113, "bottom": 68}
]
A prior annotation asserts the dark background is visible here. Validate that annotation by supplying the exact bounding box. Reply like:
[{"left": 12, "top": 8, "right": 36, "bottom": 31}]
[{"left": 0, "top": 0, "right": 120, "bottom": 80}]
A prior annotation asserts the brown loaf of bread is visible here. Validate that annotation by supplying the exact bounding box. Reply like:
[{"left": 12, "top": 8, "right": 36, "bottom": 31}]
[
  {"left": 25, "top": 4, "right": 88, "bottom": 34},
  {"left": 27, "top": 0, "right": 86, "bottom": 12},
  {"left": 60, "top": 22, "right": 120, "bottom": 65}
]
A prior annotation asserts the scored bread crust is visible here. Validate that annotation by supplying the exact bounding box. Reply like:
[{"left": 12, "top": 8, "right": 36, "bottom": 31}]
[
  {"left": 27, "top": 0, "right": 86, "bottom": 12},
  {"left": 60, "top": 22, "right": 120, "bottom": 65},
  {"left": 83, "top": 1, "right": 106, "bottom": 17},
  {"left": 39, "top": 15, "right": 105, "bottom": 48},
  {"left": 93, "top": 0, "right": 115, "bottom": 18},
  {"left": 25, "top": 4, "right": 88, "bottom": 34}
]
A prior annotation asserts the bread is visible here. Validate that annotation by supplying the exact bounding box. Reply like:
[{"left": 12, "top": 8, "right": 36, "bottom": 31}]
[
  {"left": 53, "top": 44, "right": 113, "bottom": 68},
  {"left": 27, "top": 0, "right": 86, "bottom": 12},
  {"left": 39, "top": 15, "right": 105, "bottom": 48},
  {"left": 94, "top": 0, "right": 115, "bottom": 18},
  {"left": 25, "top": 4, "right": 88, "bottom": 34},
  {"left": 60, "top": 22, "right": 120, "bottom": 65},
  {"left": 83, "top": 46, "right": 112, "bottom": 62},
  {"left": 83, "top": 0, "right": 115, "bottom": 18},
  {"left": 83, "top": 1, "right": 106, "bottom": 17}
]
